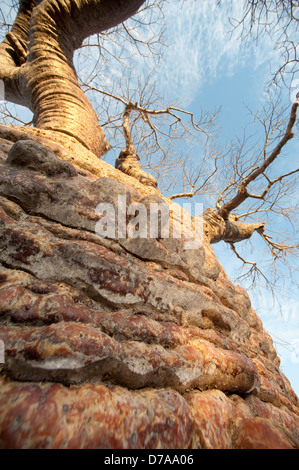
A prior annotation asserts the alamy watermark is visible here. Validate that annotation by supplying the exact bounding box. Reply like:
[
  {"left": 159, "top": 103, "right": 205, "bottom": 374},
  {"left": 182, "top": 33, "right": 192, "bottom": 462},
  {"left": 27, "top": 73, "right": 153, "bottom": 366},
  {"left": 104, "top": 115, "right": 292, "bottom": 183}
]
[
  {"left": 0, "top": 80, "right": 4, "bottom": 103},
  {"left": 95, "top": 196, "right": 203, "bottom": 249},
  {"left": 290, "top": 79, "right": 299, "bottom": 104},
  {"left": 0, "top": 340, "right": 4, "bottom": 364},
  {"left": 290, "top": 340, "right": 299, "bottom": 364}
]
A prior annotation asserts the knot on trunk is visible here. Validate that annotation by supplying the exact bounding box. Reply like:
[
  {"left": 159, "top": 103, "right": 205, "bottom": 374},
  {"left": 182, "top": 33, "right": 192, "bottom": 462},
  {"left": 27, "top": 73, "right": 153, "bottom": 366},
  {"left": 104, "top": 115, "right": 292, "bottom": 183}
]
[{"left": 115, "top": 149, "right": 158, "bottom": 188}]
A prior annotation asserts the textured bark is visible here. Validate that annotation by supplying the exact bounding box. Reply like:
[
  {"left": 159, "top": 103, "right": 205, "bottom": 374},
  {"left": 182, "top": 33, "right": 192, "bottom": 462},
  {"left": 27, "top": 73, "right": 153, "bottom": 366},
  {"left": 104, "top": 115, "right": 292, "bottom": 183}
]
[
  {"left": 0, "top": 0, "right": 146, "bottom": 156},
  {"left": 203, "top": 208, "right": 264, "bottom": 244},
  {"left": 0, "top": 135, "right": 298, "bottom": 448}
]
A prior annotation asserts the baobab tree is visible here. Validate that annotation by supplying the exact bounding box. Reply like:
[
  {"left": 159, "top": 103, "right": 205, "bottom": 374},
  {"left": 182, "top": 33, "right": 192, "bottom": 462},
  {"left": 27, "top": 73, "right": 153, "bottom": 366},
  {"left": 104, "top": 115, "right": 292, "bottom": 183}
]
[{"left": 0, "top": 0, "right": 298, "bottom": 290}]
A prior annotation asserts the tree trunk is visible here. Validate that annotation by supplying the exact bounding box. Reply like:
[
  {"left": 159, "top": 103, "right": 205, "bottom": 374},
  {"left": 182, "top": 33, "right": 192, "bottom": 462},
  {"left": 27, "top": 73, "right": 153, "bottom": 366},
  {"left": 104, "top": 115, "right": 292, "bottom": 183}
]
[{"left": 0, "top": 0, "right": 146, "bottom": 156}]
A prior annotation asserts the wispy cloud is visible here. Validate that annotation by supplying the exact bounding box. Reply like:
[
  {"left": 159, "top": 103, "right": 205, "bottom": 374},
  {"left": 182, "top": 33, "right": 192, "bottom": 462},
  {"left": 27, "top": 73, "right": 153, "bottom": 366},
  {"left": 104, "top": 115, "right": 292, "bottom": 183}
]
[{"left": 157, "top": 0, "right": 282, "bottom": 106}]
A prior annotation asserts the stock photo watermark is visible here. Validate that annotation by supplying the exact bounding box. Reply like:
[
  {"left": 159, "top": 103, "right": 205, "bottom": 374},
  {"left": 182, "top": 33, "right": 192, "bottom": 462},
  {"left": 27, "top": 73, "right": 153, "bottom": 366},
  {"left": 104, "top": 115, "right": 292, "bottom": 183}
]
[
  {"left": 290, "top": 79, "right": 299, "bottom": 104},
  {"left": 95, "top": 196, "right": 203, "bottom": 249},
  {"left": 0, "top": 340, "right": 4, "bottom": 364},
  {"left": 290, "top": 341, "right": 299, "bottom": 364},
  {"left": 0, "top": 80, "right": 4, "bottom": 103}
]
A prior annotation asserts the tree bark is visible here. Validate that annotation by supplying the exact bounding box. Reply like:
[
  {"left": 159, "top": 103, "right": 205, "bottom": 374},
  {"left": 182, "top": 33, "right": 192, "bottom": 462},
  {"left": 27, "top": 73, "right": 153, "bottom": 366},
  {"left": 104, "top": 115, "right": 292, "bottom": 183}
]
[
  {"left": 203, "top": 208, "right": 264, "bottom": 244},
  {"left": 0, "top": 0, "right": 146, "bottom": 156},
  {"left": 115, "top": 104, "right": 158, "bottom": 187}
]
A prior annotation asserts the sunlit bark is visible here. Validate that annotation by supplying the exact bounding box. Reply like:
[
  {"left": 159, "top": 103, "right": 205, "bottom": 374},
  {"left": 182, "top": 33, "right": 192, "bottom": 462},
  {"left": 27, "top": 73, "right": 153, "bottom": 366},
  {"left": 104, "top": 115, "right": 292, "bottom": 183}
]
[{"left": 0, "top": 0, "right": 145, "bottom": 156}]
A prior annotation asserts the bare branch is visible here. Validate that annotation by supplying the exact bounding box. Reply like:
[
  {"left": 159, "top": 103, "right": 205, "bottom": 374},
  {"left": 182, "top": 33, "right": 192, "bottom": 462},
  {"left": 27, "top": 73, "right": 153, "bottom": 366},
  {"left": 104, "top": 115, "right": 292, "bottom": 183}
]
[
  {"left": 217, "top": 101, "right": 298, "bottom": 219},
  {"left": 122, "top": 104, "right": 136, "bottom": 154},
  {"left": 82, "top": 83, "right": 217, "bottom": 135},
  {"left": 227, "top": 0, "right": 299, "bottom": 86}
]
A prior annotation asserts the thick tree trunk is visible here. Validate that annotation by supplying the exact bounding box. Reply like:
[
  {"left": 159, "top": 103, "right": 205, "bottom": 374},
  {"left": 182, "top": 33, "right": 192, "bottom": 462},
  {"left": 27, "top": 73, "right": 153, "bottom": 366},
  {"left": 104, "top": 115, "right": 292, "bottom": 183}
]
[{"left": 0, "top": 0, "right": 146, "bottom": 156}]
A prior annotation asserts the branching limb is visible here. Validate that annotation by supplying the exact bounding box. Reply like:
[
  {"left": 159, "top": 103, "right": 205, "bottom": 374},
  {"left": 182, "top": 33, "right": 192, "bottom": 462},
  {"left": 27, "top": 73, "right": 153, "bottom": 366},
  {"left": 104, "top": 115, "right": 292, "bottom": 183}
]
[
  {"left": 123, "top": 104, "right": 136, "bottom": 154},
  {"left": 168, "top": 157, "right": 219, "bottom": 200},
  {"left": 203, "top": 208, "right": 265, "bottom": 244},
  {"left": 82, "top": 83, "right": 217, "bottom": 137},
  {"left": 261, "top": 230, "right": 299, "bottom": 261},
  {"left": 217, "top": 101, "right": 298, "bottom": 219},
  {"left": 229, "top": 242, "right": 271, "bottom": 287},
  {"left": 227, "top": 0, "right": 299, "bottom": 86},
  {"left": 115, "top": 102, "right": 158, "bottom": 188},
  {"left": 80, "top": 80, "right": 218, "bottom": 188}
]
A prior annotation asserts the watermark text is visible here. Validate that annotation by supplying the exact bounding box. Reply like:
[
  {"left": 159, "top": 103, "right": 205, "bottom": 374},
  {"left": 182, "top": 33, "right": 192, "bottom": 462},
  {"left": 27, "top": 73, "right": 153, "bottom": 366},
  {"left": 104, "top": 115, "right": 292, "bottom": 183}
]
[
  {"left": 0, "top": 80, "right": 4, "bottom": 103},
  {"left": 95, "top": 196, "right": 203, "bottom": 249},
  {"left": 0, "top": 340, "right": 4, "bottom": 363}
]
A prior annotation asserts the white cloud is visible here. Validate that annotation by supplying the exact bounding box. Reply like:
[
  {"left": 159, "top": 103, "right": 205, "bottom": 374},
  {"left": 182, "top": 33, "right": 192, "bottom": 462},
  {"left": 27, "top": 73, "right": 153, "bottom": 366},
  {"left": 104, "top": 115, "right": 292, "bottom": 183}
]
[{"left": 157, "top": 0, "right": 282, "bottom": 106}]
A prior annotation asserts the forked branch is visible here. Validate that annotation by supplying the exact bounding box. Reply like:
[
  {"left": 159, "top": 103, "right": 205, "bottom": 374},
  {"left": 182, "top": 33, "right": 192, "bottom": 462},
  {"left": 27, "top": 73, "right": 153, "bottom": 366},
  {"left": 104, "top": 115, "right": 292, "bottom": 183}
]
[{"left": 217, "top": 101, "right": 298, "bottom": 219}]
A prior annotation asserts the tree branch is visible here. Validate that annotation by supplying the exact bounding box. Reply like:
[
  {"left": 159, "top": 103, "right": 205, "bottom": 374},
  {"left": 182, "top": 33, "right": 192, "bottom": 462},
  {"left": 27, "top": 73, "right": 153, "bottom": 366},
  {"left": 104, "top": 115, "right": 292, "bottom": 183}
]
[
  {"left": 203, "top": 208, "right": 265, "bottom": 244},
  {"left": 123, "top": 104, "right": 136, "bottom": 154},
  {"left": 229, "top": 242, "right": 270, "bottom": 286},
  {"left": 217, "top": 101, "right": 298, "bottom": 219},
  {"left": 82, "top": 84, "right": 218, "bottom": 136}
]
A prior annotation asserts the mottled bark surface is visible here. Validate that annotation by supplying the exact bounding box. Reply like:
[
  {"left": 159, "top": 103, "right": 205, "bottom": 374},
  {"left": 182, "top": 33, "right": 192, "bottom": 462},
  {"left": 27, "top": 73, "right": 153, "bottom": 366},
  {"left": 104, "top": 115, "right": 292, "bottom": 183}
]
[{"left": 0, "top": 133, "right": 298, "bottom": 449}]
